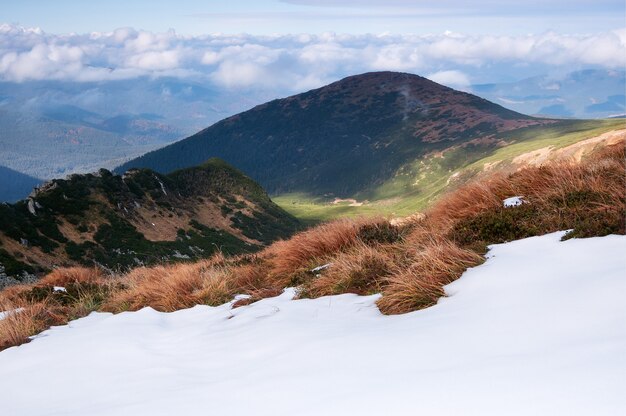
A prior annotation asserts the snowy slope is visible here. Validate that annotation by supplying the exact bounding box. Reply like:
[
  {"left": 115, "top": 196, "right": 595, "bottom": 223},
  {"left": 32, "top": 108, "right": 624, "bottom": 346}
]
[{"left": 0, "top": 232, "right": 625, "bottom": 415}]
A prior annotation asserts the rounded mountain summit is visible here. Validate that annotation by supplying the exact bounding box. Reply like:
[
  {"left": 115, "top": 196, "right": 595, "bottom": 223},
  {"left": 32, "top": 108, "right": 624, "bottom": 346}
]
[{"left": 116, "top": 72, "right": 550, "bottom": 197}]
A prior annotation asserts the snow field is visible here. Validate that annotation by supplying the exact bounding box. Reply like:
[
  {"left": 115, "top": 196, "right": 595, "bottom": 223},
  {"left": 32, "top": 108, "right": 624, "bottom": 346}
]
[{"left": 0, "top": 232, "right": 624, "bottom": 415}]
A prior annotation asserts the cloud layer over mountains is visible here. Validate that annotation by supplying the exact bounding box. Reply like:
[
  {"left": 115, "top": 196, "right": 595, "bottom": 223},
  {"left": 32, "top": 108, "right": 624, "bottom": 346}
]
[{"left": 1, "top": 24, "right": 624, "bottom": 90}]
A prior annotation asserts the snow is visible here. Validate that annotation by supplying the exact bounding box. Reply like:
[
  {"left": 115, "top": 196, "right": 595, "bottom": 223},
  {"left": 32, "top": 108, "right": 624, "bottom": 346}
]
[
  {"left": 27, "top": 198, "right": 37, "bottom": 216},
  {"left": 310, "top": 262, "right": 332, "bottom": 273},
  {"left": 0, "top": 232, "right": 624, "bottom": 415},
  {"left": 0, "top": 308, "right": 24, "bottom": 320},
  {"left": 503, "top": 195, "right": 525, "bottom": 207},
  {"left": 155, "top": 175, "right": 167, "bottom": 196}
]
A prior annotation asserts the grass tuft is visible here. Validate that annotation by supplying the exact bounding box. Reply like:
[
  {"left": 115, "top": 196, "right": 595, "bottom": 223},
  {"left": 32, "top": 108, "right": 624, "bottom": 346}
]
[{"left": 377, "top": 240, "right": 483, "bottom": 314}]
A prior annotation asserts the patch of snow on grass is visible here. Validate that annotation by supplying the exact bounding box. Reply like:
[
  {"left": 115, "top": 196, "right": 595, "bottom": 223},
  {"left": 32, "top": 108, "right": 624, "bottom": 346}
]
[
  {"left": 0, "top": 308, "right": 24, "bottom": 320},
  {"left": 0, "top": 232, "right": 624, "bottom": 415},
  {"left": 503, "top": 195, "right": 525, "bottom": 207},
  {"left": 311, "top": 263, "right": 332, "bottom": 273}
]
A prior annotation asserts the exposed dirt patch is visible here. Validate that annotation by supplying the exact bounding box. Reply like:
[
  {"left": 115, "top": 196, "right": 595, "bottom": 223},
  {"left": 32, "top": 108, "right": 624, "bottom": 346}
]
[
  {"left": 331, "top": 198, "right": 365, "bottom": 207},
  {"left": 512, "top": 129, "right": 626, "bottom": 167},
  {"left": 0, "top": 234, "right": 68, "bottom": 270},
  {"left": 131, "top": 205, "right": 189, "bottom": 242},
  {"left": 390, "top": 213, "right": 425, "bottom": 227}
]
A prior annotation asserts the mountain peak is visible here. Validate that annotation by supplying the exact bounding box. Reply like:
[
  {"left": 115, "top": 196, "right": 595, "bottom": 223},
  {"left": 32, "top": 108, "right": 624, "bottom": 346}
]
[{"left": 118, "top": 71, "right": 552, "bottom": 196}]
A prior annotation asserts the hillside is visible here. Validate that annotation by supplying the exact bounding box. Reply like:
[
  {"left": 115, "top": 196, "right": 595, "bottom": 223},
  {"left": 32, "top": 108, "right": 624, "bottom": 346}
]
[
  {"left": 1, "top": 134, "right": 623, "bottom": 351},
  {"left": 0, "top": 159, "right": 299, "bottom": 286},
  {"left": 274, "top": 119, "right": 625, "bottom": 222},
  {"left": 0, "top": 166, "right": 41, "bottom": 203},
  {"left": 117, "top": 71, "right": 550, "bottom": 197}
]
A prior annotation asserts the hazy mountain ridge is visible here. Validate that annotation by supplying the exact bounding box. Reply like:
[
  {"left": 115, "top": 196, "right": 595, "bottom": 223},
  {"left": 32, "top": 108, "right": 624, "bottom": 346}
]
[
  {"left": 0, "top": 166, "right": 41, "bottom": 203},
  {"left": 0, "top": 77, "right": 275, "bottom": 180},
  {"left": 472, "top": 69, "right": 625, "bottom": 118}
]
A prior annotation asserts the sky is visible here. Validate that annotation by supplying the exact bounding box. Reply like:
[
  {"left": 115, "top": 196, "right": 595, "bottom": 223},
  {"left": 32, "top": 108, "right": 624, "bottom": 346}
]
[
  {"left": 2, "top": 0, "right": 624, "bottom": 36},
  {"left": 0, "top": 0, "right": 624, "bottom": 90}
]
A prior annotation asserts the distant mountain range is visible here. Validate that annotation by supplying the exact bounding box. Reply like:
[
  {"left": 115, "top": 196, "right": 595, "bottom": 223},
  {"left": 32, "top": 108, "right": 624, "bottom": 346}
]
[
  {"left": 472, "top": 69, "right": 625, "bottom": 119},
  {"left": 0, "top": 160, "right": 299, "bottom": 284},
  {"left": 117, "top": 71, "right": 551, "bottom": 197},
  {"left": 0, "top": 166, "right": 41, "bottom": 203},
  {"left": 0, "top": 77, "right": 274, "bottom": 180}
]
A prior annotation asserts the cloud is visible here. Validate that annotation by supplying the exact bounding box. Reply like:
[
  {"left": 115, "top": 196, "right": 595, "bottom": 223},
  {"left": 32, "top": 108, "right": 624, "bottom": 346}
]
[
  {"left": 427, "top": 70, "right": 470, "bottom": 89},
  {"left": 125, "top": 50, "right": 181, "bottom": 71},
  {"left": 0, "top": 23, "right": 624, "bottom": 91}
]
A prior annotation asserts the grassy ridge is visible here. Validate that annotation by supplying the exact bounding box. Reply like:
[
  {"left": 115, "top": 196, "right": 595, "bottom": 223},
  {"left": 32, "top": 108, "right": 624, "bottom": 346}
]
[{"left": 0, "top": 160, "right": 301, "bottom": 282}]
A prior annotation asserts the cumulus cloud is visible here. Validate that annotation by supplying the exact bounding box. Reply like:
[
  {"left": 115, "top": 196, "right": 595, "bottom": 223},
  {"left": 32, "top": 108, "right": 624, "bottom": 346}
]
[
  {"left": 427, "top": 70, "right": 470, "bottom": 90},
  {"left": 0, "top": 23, "right": 624, "bottom": 90}
]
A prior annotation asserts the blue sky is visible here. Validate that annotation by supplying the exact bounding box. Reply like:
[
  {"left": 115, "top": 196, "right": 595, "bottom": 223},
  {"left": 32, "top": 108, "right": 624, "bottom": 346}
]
[{"left": 2, "top": 0, "right": 624, "bottom": 35}]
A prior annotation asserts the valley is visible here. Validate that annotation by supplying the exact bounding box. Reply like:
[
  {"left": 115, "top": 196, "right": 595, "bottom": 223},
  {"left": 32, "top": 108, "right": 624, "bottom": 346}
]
[{"left": 274, "top": 119, "right": 625, "bottom": 222}]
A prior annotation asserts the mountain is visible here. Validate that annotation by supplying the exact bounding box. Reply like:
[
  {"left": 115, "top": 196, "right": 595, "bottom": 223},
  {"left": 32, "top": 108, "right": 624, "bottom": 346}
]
[
  {"left": 0, "top": 159, "right": 300, "bottom": 284},
  {"left": 471, "top": 69, "right": 625, "bottom": 119},
  {"left": 0, "top": 166, "right": 41, "bottom": 203},
  {"left": 0, "top": 77, "right": 275, "bottom": 179},
  {"left": 117, "top": 71, "right": 550, "bottom": 197}
]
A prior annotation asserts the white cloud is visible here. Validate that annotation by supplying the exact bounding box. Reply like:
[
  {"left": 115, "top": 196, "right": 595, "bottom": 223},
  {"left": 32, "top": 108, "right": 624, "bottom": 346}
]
[
  {"left": 211, "top": 60, "right": 268, "bottom": 88},
  {"left": 125, "top": 50, "right": 181, "bottom": 70},
  {"left": 427, "top": 70, "right": 470, "bottom": 89},
  {"left": 0, "top": 24, "right": 624, "bottom": 90}
]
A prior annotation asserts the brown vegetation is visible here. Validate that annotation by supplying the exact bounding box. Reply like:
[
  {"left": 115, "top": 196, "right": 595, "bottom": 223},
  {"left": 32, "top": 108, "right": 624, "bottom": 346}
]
[{"left": 1, "top": 140, "right": 623, "bottom": 350}]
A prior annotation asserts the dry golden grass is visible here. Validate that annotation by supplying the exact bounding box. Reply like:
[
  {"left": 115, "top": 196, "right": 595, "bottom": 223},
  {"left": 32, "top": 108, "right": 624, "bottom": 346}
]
[
  {"left": 39, "top": 267, "right": 104, "bottom": 287},
  {"left": 265, "top": 218, "right": 371, "bottom": 284},
  {"left": 0, "top": 299, "right": 66, "bottom": 350},
  {"left": 1, "top": 140, "right": 623, "bottom": 349},
  {"left": 432, "top": 140, "right": 625, "bottom": 243},
  {"left": 427, "top": 174, "right": 508, "bottom": 230},
  {"left": 300, "top": 243, "right": 394, "bottom": 298},
  {"left": 105, "top": 260, "right": 221, "bottom": 312},
  {"left": 377, "top": 240, "right": 483, "bottom": 314},
  {"left": 230, "top": 261, "right": 282, "bottom": 306}
]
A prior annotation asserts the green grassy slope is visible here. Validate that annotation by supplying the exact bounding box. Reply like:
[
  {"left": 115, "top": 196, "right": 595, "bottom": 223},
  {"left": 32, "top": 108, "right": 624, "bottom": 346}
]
[{"left": 275, "top": 119, "right": 625, "bottom": 223}]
